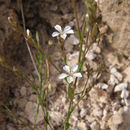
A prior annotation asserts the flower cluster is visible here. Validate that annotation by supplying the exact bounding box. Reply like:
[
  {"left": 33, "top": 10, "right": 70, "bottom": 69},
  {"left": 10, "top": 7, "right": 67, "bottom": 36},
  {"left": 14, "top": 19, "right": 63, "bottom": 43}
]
[
  {"left": 59, "top": 64, "right": 82, "bottom": 84},
  {"left": 52, "top": 25, "right": 74, "bottom": 40}
]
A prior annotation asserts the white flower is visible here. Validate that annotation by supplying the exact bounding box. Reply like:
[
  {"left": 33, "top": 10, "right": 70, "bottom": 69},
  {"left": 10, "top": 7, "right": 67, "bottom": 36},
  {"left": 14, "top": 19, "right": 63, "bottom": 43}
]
[
  {"left": 109, "top": 74, "right": 119, "bottom": 86},
  {"left": 59, "top": 64, "right": 82, "bottom": 84},
  {"left": 52, "top": 25, "right": 74, "bottom": 40},
  {"left": 110, "top": 67, "right": 123, "bottom": 81},
  {"left": 114, "top": 83, "right": 129, "bottom": 100},
  {"left": 121, "top": 89, "right": 129, "bottom": 99},
  {"left": 114, "top": 83, "right": 128, "bottom": 92}
]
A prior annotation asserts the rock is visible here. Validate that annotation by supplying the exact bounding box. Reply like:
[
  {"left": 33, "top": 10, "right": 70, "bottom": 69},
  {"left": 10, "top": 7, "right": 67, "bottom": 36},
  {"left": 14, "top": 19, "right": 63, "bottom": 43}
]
[
  {"left": 29, "top": 94, "right": 37, "bottom": 102},
  {"left": 99, "top": 25, "right": 108, "bottom": 34},
  {"left": 52, "top": 52, "right": 62, "bottom": 61},
  {"left": 108, "top": 111, "right": 123, "bottom": 130},
  {"left": 25, "top": 102, "right": 44, "bottom": 124},
  {"left": 85, "top": 51, "right": 97, "bottom": 60},
  {"left": 90, "top": 121, "right": 100, "bottom": 130},
  {"left": 110, "top": 67, "right": 117, "bottom": 74},
  {"left": 85, "top": 115, "right": 95, "bottom": 123},
  {"left": 49, "top": 111, "right": 63, "bottom": 126},
  {"left": 88, "top": 61, "right": 98, "bottom": 71},
  {"left": 20, "top": 86, "right": 27, "bottom": 96},
  {"left": 6, "top": 124, "right": 15, "bottom": 130},
  {"left": 77, "top": 121, "right": 88, "bottom": 130},
  {"left": 123, "top": 66, "right": 130, "bottom": 82},
  {"left": 18, "top": 98, "right": 27, "bottom": 109},
  {"left": 67, "top": 51, "right": 79, "bottom": 60},
  {"left": 70, "top": 126, "right": 79, "bottom": 130},
  {"left": 66, "top": 35, "right": 79, "bottom": 45},
  {"left": 92, "top": 106, "right": 103, "bottom": 117},
  {"left": 92, "top": 43, "right": 101, "bottom": 54},
  {"left": 14, "top": 88, "right": 20, "bottom": 97},
  {"left": 67, "top": 52, "right": 79, "bottom": 66},
  {"left": 89, "top": 88, "right": 109, "bottom": 104},
  {"left": 96, "top": 83, "right": 109, "bottom": 90},
  {"left": 105, "top": 53, "right": 120, "bottom": 67},
  {"left": 65, "top": 35, "right": 79, "bottom": 52},
  {"left": 80, "top": 108, "right": 87, "bottom": 118},
  {"left": 119, "top": 108, "right": 130, "bottom": 130},
  {"left": 100, "top": 120, "right": 107, "bottom": 130},
  {"left": 99, "top": 0, "right": 130, "bottom": 56}
]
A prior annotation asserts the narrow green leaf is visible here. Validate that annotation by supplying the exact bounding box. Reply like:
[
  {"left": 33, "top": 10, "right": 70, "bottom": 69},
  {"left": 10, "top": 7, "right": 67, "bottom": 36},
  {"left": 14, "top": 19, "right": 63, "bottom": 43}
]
[{"left": 64, "top": 122, "right": 70, "bottom": 130}]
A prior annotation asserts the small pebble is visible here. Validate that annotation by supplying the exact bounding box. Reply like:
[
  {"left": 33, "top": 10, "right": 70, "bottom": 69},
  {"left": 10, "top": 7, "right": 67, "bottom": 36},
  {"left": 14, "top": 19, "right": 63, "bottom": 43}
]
[
  {"left": 20, "top": 86, "right": 27, "bottom": 96},
  {"left": 80, "top": 108, "right": 87, "bottom": 118}
]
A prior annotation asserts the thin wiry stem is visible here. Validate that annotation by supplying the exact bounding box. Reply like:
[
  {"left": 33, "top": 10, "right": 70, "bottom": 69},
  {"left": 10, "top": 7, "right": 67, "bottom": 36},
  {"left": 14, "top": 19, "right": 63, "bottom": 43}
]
[{"left": 19, "top": 0, "right": 39, "bottom": 77}]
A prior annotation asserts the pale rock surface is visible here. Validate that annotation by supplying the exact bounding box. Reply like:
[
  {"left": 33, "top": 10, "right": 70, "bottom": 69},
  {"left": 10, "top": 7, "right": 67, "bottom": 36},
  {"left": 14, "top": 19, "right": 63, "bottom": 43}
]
[
  {"left": 77, "top": 121, "right": 88, "bottom": 130},
  {"left": 92, "top": 106, "right": 103, "bottom": 117},
  {"left": 25, "top": 102, "right": 44, "bottom": 123},
  {"left": 20, "top": 86, "right": 27, "bottom": 96},
  {"left": 49, "top": 111, "right": 63, "bottom": 126},
  {"left": 92, "top": 43, "right": 101, "bottom": 54},
  {"left": 80, "top": 108, "right": 87, "bottom": 118},
  {"left": 65, "top": 35, "right": 79, "bottom": 52},
  {"left": 108, "top": 109, "right": 123, "bottom": 130},
  {"left": 85, "top": 51, "right": 97, "bottom": 60},
  {"left": 90, "top": 121, "right": 100, "bottom": 130},
  {"left": 123, "top": 66, "right": 130, "bottom": 82}
]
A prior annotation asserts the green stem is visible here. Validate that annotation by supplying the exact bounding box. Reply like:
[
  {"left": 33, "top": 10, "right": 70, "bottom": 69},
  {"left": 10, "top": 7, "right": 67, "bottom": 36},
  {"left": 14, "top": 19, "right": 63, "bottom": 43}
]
[{"left": 58, "top": 38, "right": 67, "bottom": 64}]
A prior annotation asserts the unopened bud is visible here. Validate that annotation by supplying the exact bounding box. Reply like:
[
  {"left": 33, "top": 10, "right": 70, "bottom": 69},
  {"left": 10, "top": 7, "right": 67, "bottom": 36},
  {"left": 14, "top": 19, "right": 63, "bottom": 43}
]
[
  {"left": 26, "top": 29, "right": 30, "bottom": 36},
  {"left": 86, "top": 13, "right": 89, "bottom": 18}
]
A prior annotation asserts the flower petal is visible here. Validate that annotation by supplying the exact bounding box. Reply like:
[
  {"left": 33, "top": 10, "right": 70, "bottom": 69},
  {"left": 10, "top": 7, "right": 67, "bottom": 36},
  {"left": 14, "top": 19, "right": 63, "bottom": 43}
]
[
  {"left": 71, "top": 64, "right": 78, "bottom": 73},
  {"left": 54, "top": 25, "right": 62, "bottom": 32},
  {"left": 109, "top": 74, "right": 119, "bottom": 86},
  {"left": 73, "top": 73, "right": 82, "bottom": 78},
  {"left": 63, "top": 65, "right": 70, "bottom": 73},
  {"left": 64, "top": 26, "right": 71, "bottom": 32},
  {"left": 124, "top": 98, "right": 129, "bottom": 106},
  {"left": 121, "top": 89, "right": 129, "bottom": 99},
  {"left": 114, "top": 83, "right": 128, "bottom": 92},
  {"left": 59, "top": 73, "right": 68, "bottom": 79},
  {"left": 65, "top": 29, "right": 74, "bottom": 34},
  {"left": 52, "top": 32, "right": 60, "bottom": 37},
  {"left": 61, "top": 33, "right": 67, "bottom": 40},
  {"left": 67, "top": 76, "right": 73, "bottom": 84}
]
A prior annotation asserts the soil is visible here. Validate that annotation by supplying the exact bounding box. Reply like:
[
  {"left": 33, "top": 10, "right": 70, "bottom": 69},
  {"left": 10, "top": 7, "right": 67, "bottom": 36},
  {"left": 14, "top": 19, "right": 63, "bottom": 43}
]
[{"left": 0, "top": 0, "right": 130, "bottom": 130}]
